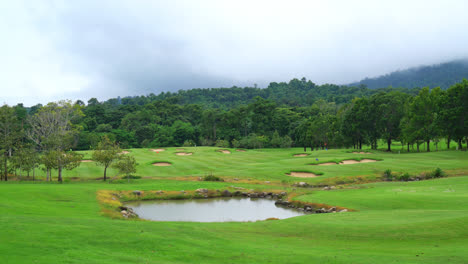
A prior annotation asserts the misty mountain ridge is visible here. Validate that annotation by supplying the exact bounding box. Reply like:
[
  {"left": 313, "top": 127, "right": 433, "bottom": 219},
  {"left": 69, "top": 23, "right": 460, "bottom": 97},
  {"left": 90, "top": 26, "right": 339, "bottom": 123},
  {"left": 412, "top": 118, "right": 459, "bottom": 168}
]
[{"left": 349, "top": 59, "right": 468, "bottom": 89}]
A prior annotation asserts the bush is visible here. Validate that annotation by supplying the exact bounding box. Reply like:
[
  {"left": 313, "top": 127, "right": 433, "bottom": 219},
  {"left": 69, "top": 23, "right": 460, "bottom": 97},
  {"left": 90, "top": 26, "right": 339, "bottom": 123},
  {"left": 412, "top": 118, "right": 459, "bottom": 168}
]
[
  {"left": 431, "top": 167, "right": 446, "bottom": 178},
  {"left": 122, "top": 175, "right": 141, "bottom": 180},
  {"left": 202, "top": 174, "right": 224, "bottom": 182},
  {"left": 183, "top": 140, "right": 195, "bottom": 147},
  {"left": 383, "top": 169, "right": 393, "bottom": 181},
  {"left": 398, "top": 173, "right": 411, "bottom": 181},
  {"left": 215, "top": 139, "right": 230, "bottom": 148},
  {"left": 231, "top": 139, "right": 240, "bottom": 148}
]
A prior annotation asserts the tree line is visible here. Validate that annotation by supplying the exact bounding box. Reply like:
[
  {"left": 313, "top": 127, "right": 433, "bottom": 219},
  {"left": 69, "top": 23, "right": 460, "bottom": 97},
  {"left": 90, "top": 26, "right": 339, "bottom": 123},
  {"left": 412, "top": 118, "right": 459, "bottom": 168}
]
[{"left": 0, "top": 78, "right": 467, "bottom": 181}]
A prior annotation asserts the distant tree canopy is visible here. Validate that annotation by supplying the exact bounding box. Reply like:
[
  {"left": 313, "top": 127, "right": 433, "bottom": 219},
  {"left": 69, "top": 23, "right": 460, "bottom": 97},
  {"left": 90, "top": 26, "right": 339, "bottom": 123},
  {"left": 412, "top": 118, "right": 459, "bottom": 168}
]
[
  {"left": 350, "top": 59, "right": 468, "bottom": 90},
  {"left": 0, "top": 77, "right": 467, "bottom": 181}
]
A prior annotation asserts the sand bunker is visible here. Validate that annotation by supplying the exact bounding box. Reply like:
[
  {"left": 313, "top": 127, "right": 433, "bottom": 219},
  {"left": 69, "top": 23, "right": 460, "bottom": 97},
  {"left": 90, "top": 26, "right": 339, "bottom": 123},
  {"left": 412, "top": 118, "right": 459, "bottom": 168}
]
[
  {"left": 176, "top": 152, "right": 193, "bottom": 156},
  {"left": 152, "top": 162, "right": 172, "bottom": 166},
  {"left": 81, "top": 160, "right": 93, "bottom": 163},
  {"left": 352, "top": 152, "right": 372, "bottom": 154},
  {"left": 340, "top": 159, "right": 377, "bottom": 165},
  {"left": 236, "top": 149, "right": 246, "bottom": 152},
  {"left": 287, "top": 172, "right": 319, "bottom": 178},
  {"left": 217, "top": 150, "right": 231, "bottom": 154},
  {"left": 318, "top": 162, "right": 337, "bottom": 166},
  {"left": 120, "top": 151, "right": 130, "bottom": 154},
  {"left": 293, "top": 154, "right": 309, "bottom": 157},
  {"left": 150, "top": 149, "right": 165, "bottom": 152}
]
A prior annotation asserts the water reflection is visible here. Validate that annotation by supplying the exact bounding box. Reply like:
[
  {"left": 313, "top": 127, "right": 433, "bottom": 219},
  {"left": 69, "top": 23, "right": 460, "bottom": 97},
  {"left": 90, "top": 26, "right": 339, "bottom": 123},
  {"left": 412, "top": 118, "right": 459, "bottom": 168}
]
[{"left": 125, "top": 197, "right": 305, "bottom": 222}]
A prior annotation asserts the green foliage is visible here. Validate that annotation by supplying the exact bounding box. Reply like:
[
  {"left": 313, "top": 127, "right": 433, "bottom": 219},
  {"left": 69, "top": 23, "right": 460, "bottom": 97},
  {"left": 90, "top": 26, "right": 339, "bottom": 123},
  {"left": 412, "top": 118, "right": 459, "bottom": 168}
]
[
  {"left": 431, "top": 167, "right": 446, "bottom": 178},
  {"left": 383, "top": 169, "right": 393, "bottom": 181},
  {"left": 202, "top": 173, "right": 224, "bottom": 182},
  {"left": 215, "top": 139, "right": 230, "bottom": 148}
]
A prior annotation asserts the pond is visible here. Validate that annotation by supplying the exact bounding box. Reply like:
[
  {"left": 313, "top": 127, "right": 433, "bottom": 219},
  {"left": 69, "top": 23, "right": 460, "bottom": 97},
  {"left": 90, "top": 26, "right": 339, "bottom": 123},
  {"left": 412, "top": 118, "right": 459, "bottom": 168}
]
[{"left": 125, "top": 197, "right": 306, "bottom": 222}]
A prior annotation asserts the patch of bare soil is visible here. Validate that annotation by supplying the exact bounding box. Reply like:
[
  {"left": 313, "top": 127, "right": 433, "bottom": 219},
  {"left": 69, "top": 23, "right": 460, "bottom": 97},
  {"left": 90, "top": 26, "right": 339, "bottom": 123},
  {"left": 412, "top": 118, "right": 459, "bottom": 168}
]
[
  {"left": 236, "top": 149, "right": 246, "bottom": 152},
  {"left": 81, "top": 160, "right": 93, "bottom": 163},
  {"left": 176, "top": 152, "right": 193, "bottom": 156},
  {"left": 120, "top": 151, "right": 130, "bottom": 154},
  {"left": 287, "top": 172, "right": 319, "bottom": 178},
  {"left": 152, "top": 162, "right": 172, "bottom": 166},
  {"left": 293, "top": 154, "right": 309, "bottom": 157},
  {"left": 217, "top": 149, "right": 231, "bottom": 154},
  {"left": 352, "top": 152, "right": 372, "bottom": 154}
]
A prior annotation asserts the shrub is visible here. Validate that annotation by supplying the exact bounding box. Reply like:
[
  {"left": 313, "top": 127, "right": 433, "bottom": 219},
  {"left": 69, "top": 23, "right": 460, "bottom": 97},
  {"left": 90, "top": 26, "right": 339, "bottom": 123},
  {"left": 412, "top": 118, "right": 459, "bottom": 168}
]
[
  {"left": 398, "top": 173, "right": 411, "bottom": 181},
  {"left": 203, "top": 174, "right": 224, "bottom": 182},
  {"left": 122, "top": 175, "right": 141, "bottom": 180},
  {"left": 183, "top": 140, "right": 195, "bottom": 147},
  {"left": 383, "top": 169, "right": 393, "bottom": 181},
  {"left": 215, "top": 139, "right": 230, "bottom": 148},
  {"left": 431, "top": 167, "right": 446, "bottom": 178},
  {"left": 231, "top": 139, "right": 240, "bottom": 148}
]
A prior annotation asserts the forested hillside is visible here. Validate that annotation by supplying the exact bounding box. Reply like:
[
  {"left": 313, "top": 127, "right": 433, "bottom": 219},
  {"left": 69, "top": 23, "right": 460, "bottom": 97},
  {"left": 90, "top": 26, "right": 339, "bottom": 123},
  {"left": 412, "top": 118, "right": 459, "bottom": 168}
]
[{"left": 350, "top": 59, "right": 468, "bottom": 89}]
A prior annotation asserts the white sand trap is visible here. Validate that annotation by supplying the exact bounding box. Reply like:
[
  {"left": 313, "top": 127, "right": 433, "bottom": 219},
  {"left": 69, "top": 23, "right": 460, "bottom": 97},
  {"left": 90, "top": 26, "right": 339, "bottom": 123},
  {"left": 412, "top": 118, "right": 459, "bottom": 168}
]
[
  {"left": 81, "top": 160, "right": 93, "bottom": 163},
  {"left": 236, "top": 149, "right": 246, "bottom": 152},
  {"left": 120, "top": 151, "right": 130, "bottom": 154},
  {"left": 218, "top": 150, "right": 231, "bottom": 154},
  {"left": 352, "top": 152, "right": 372, "bottom": 154},
  {"left": 176, "top": 152, "right": 193, "bottom": 156},
  {"left": 359, "top": 159, "right": 377, "bottom": 163},
  {"left": 294, "top": 154, "right": 309, "bottom": 157},
  {"left": 151, "top": 149, "right": 165, "bottom": 152},
  {"left": 317, "top": 162, "right": 337, "bottom": 166},
  {"left": 340, "top": 159, "right": 377, "bottom": 165},
  {"left": 287, "top": 172, "right": 319, "bottom": 178},
  {"left": 152, "top": 162, "right": 171, "bottom": 166}
]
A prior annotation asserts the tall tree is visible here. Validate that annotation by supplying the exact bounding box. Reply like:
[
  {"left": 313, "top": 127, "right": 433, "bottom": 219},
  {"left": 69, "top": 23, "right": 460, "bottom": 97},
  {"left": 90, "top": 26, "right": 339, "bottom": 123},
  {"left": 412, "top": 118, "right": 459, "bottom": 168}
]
[{"left": 0, "top": 105, "right": 23, "bottom": 181}]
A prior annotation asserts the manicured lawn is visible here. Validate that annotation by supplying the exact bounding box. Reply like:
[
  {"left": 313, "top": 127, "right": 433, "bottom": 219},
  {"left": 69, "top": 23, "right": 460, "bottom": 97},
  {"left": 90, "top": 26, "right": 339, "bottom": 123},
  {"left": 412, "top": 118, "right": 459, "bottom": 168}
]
[{"left": 1, "top": 148, "right": 467, "bottom": 263}]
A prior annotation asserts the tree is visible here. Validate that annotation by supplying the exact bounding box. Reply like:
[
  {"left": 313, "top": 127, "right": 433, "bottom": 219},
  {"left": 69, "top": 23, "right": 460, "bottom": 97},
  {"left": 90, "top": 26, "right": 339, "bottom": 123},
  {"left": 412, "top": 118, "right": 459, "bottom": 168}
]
[
  {"left": 113, "top": 155, "right": 137, "bottom": 182},
  {"left": 27, "top": 101, "right": 84, "bottom": 181},
  {"left": 0, "top": 105, "right": 23, "bottom": 181},
  {"left": 92, "top": 136, "right": 121, "bottom": 181}
]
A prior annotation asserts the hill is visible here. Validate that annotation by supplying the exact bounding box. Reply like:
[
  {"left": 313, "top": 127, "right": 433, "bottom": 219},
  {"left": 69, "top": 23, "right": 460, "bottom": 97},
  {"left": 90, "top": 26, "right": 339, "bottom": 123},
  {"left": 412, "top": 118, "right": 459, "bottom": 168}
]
[{"left": 349, "top": 59, "right": 468, "bottom": 89}]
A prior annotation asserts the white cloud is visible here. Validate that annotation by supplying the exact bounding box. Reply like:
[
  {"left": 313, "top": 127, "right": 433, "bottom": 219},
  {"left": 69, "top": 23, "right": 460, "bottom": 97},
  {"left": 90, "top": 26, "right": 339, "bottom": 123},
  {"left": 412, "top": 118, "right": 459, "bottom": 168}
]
[{"left": 1, "top": 0, "right": 468, "bottom": 105}]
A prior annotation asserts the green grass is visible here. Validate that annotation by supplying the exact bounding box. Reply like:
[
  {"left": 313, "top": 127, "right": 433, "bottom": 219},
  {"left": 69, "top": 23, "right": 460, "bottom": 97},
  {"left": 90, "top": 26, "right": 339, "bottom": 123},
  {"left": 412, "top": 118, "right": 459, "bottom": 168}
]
[
  {"left": 24, "top": 147, "right": 468, "bottom": 185},
  {"left": 1, "top": 148, "right": 468, "bottom": 263}
]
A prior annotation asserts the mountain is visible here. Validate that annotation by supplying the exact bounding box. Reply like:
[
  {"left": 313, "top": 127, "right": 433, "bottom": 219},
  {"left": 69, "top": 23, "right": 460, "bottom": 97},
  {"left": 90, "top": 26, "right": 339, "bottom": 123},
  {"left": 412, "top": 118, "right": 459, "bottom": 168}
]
[{"left": 349, "top": 59, "right": 468, "bottom": 89}]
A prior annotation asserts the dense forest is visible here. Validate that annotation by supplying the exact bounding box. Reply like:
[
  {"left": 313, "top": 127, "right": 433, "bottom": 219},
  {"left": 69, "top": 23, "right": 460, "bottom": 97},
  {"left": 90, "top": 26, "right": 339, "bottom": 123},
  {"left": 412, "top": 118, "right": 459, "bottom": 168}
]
[
  {"left": 0, "top": 78, "right": 467, "bottom": 182},
  {"left": 350, "top": 59, "right": 468, "bottom": 90}
]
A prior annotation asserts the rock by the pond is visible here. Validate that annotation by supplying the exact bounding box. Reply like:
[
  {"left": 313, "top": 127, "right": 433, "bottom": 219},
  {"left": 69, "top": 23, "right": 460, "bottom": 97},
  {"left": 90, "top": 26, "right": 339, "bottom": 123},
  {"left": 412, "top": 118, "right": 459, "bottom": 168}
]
[
  {"left": 295, "top": 182, "right": 309, "bottom": 187},
  {"left": 221, "top": 190, "right": 232, "bottom": 197},
  {"left": 196, "top": 188, "right": 208, "bottom": 193},
  {"left": 133, "top": 190, "right": 142, "bottom": 195},
  {"left": 339, "top": 209, "right": 348, "bottom": 213}
]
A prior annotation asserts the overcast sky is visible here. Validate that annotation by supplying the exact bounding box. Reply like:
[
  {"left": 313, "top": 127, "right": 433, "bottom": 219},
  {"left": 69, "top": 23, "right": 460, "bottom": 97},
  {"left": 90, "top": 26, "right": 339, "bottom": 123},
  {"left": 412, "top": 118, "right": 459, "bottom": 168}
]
[{"left": 1, "top": 0, "right": 468, "bottom": 106}]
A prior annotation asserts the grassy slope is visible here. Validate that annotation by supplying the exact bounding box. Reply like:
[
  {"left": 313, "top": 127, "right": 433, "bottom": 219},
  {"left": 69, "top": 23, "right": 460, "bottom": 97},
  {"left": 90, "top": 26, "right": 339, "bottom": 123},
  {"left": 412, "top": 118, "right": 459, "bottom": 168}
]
[
  {"left": 31, "top": 147, "right": 468, "bottom": 184},
  {"left": 1, "top": 149, "right": 468, "bottom": 263}
]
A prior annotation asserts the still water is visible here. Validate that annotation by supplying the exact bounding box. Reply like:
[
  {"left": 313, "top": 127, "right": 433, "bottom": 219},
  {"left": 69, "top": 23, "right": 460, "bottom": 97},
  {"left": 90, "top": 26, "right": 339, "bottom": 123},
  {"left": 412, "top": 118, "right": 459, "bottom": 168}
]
[{"left": 125, "top": 197, "right": 306, "bottom": 222}]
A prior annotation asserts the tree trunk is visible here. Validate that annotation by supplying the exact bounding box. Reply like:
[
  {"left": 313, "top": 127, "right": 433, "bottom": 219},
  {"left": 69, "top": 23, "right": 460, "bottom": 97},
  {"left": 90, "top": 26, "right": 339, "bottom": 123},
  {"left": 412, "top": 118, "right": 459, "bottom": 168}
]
[
  {"left": 359, "top": 140, "right": 362, "bottom": 150},
  {"left": 407, "top": 142, "right": 410, "bottom": 152},
  {"left": 33, "top": 167, "right": 35, "bottom": 182},
  {"left": 303, "top": 146, "right": 306, "bottom": 152},
  {"left": 58, "top": 166, "right": 63, "bottom": 183},
  {"left": 458, "top": 139, "right": 463, "bottom": 150},
  {"left": 104, "top": 166, "right": 107, "bottom": 181},
  {"left": 46, "top": 168, "right": 50, "bottom": 182},
  {"left": 427, "top": 140, "right": 430, "bottom": 152},
  {"left": 447, "top": 136, "right": 451, "bottom": 150},
  {"left": 417, "top": 143, "right": 419, "bottom": 152},
  {"left": 4, "top": 154, "right": 7, "bottom": 181}
]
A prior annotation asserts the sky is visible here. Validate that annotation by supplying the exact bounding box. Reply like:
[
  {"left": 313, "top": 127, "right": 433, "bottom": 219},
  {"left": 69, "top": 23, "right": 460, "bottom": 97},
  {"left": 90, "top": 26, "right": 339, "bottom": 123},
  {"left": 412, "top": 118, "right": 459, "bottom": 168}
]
[{"left": 1, "top": 0, "right": 468, "bottom": 106}]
